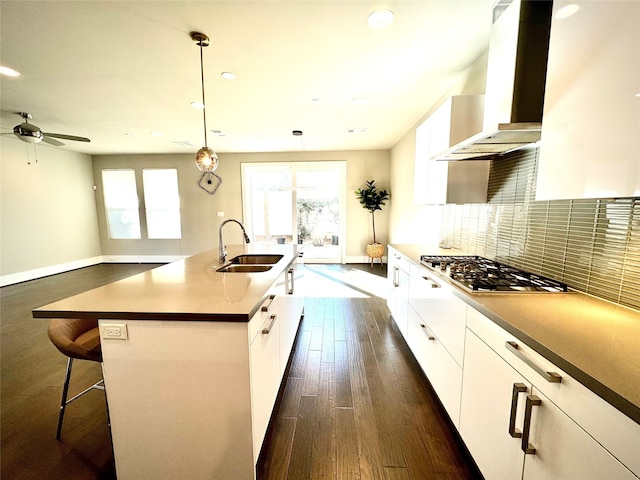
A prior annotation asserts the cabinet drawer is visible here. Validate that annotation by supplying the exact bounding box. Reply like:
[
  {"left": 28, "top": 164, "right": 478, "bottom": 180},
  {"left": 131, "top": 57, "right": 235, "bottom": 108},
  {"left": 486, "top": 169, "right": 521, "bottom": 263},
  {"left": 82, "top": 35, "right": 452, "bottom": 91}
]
[
  {"left": 407, "top": 304, "right": 462, "bottom": 428},
  {"left": 467, "top": 308, "right": 640, "bottom": 477},
  {"left": 249, "top": 293, "right": 278, "bottom": 343},
  {"left": 408, "top": 264, "right": 467, "bottom": 366}
]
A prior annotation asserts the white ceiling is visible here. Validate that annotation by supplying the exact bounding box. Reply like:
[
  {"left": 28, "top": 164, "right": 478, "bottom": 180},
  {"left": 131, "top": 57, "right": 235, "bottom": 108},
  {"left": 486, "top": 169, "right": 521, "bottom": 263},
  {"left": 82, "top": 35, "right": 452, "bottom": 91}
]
[{"left": 0, "top": 1, "right": 491, "bottom": 156}]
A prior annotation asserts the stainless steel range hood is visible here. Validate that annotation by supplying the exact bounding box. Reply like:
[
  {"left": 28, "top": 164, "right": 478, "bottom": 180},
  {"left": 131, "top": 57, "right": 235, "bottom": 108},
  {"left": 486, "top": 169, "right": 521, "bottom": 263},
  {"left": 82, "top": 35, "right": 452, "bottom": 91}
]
[{"left": 435, "top": 0, "right": 553, "bottom": 161}]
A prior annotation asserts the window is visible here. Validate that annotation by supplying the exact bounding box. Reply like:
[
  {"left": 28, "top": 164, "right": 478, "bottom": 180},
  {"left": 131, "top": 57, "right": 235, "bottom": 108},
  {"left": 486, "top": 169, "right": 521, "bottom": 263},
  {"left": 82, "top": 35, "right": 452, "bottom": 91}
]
[
  {"left": 101, "top": 168, "right": 182, "bottom": 240},
  {"left": 142, "top": 169, "right": 181, "bottom": 239},
  {"left": 102, "top": 169, "right": 141, "bottom": 239}
]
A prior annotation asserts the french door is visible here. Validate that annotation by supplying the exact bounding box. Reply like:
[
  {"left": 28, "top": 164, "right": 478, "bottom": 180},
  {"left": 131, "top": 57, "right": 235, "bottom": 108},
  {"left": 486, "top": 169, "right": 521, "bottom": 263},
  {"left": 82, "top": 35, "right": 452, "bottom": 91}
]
[{"left": 241, "top": 161, "right": 346, "bottom": 263}]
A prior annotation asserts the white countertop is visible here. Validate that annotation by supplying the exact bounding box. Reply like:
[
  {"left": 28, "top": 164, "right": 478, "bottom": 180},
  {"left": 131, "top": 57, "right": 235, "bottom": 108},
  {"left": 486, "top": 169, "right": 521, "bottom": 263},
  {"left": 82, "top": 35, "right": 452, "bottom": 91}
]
[
  {"left": 33, "top": 244, "right": 302, "bottom": 322},
  {"left": 390, "top": 243, "right": 640, "bottom": 425}
]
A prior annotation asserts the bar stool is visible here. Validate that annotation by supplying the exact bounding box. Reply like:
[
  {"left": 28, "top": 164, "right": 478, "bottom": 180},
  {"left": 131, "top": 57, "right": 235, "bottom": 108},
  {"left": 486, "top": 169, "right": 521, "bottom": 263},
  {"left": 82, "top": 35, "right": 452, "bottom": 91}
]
[{"left": 47, "top": 318, "right": 105, "bottom": 439}]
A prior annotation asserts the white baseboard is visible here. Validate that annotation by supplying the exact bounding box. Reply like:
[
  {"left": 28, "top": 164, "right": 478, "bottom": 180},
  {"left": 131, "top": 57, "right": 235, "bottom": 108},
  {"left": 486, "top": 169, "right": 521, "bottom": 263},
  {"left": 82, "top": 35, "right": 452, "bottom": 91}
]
[
  {"left": 345, "top": 255, "right": 387, "bottom": 264},
  {"left": 0, "top": 255, "right": 185, "bottom": 287},
  {"left": 1, "top": 256, "right": 104, "bottom": 287}
]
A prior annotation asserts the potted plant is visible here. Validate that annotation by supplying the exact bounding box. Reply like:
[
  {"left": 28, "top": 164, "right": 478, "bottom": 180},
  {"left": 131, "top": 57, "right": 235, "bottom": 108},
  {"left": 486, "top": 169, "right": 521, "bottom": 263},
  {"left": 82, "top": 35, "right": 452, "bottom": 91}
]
[{"left": 355, "top": 180, "right": 389, "bottom": 264}]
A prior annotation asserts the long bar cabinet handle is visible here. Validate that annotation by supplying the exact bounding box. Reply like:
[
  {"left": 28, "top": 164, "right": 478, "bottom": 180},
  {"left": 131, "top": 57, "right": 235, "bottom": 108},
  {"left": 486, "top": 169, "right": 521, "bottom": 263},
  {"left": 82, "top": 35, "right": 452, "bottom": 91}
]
[
  {"left": 419, "top": 323, "right": 435, "bottom": 341},
  {"left": 508, "top": 383, "right": 527, "bottom": 438},
  {"left": 262, "top": 314, "right": 277, "bottom": 334},
  {"left": 505, "top": 341, "right": 562, "bottom": 383},
  {"left": 261, "top": 294, "right": 276, "bottom": 312},
  {"left": 393, "top": 266, "right": 400, "bottom": 287},
  {"left": 521, "top": 394, "right": 542, "bottom": 454},
  {"left": 288, "top": 267, "right": 295, "bottom": 294}
]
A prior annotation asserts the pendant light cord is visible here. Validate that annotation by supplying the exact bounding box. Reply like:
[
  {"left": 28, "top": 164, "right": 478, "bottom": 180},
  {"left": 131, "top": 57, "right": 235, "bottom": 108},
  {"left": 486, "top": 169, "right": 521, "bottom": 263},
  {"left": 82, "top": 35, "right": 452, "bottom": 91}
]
[{"left": 199, "top": 43, "right": 208, "bottom": 148}]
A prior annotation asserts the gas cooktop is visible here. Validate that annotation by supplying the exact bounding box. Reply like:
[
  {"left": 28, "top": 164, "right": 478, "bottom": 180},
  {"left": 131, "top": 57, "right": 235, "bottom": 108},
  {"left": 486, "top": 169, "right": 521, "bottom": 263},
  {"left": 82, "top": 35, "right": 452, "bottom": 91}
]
[{"left": 420, "top": 255, "right": 569, "bottom": 293}]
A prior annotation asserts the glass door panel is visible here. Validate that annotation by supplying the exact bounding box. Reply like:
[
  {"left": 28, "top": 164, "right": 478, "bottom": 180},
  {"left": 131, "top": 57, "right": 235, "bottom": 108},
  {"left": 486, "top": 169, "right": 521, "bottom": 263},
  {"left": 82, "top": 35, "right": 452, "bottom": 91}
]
[{"left": 241, "top": 161, "right": 345, "bottom": 263}]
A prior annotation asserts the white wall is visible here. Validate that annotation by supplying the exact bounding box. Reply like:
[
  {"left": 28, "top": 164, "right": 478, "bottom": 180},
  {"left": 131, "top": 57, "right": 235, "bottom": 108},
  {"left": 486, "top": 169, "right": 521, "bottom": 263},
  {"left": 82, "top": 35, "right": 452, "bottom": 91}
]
[
  {"left": 93, "top": 150, "right": 390, "bottom": 262},
  {"left": 0, "top": 137, "right": 101, "bottom": 283},
  {"left": 389, "top": 53, "right": 488, "bottom": 246}
]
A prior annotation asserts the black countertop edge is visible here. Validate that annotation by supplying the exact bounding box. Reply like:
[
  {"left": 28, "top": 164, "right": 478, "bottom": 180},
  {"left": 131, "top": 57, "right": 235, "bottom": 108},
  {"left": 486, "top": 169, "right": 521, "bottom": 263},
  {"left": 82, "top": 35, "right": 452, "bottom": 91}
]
[{"left": 32, "top": 309, "right": 252, "bottom": 323}]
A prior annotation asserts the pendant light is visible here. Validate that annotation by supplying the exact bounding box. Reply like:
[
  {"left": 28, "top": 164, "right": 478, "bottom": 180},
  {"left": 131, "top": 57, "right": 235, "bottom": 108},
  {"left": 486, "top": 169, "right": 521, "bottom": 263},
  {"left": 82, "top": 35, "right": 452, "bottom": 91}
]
[{"left": 191, "top": 31, "right": 218, "bottom": 172}]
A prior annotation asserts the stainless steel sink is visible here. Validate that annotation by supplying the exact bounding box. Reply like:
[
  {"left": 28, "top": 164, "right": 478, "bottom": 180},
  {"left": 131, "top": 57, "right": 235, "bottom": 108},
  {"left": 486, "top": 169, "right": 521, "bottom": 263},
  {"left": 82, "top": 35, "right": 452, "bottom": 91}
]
[
  {"left": 216, "top": 264, "right": 273, "bottom": 273},
  {"left": 229, "top": 254, "right": 283, "bottom": 265}
]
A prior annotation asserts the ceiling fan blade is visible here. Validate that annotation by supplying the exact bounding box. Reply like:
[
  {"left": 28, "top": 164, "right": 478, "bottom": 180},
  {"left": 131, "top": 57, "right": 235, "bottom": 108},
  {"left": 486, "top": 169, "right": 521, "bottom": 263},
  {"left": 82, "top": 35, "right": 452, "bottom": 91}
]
[
  {"left": 42, "top": 136, "right": 65, "bottom": 147},
  {"left": 43, "top": 132, "right": 90, "bottom": 143}
]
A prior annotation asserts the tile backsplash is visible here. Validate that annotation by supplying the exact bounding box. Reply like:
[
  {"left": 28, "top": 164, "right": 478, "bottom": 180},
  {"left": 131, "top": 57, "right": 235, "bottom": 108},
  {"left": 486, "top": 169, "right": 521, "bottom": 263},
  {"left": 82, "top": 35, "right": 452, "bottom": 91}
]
[{"left": 440, "top": 148, "right": 640, "bottom": 311}]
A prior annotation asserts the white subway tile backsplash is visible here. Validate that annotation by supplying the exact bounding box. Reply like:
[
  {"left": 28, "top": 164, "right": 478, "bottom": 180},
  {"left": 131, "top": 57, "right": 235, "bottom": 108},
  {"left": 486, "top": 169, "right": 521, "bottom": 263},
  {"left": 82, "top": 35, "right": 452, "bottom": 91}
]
[{"left": 441, "top": 149, "right": 640, "bottom": 310}]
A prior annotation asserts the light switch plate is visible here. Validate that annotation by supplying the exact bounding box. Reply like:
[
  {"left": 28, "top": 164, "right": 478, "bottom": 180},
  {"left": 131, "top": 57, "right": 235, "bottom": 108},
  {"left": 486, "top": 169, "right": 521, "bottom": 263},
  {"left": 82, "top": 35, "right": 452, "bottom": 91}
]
[{"left": 100, "top": 323, "right": 128, "bottom": 340}]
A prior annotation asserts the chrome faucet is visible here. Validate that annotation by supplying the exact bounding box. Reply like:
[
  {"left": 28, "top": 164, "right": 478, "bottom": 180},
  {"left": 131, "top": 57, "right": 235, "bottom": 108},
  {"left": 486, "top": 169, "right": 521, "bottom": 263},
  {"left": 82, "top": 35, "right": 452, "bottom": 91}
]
[{"left": 219, "top": 219, "right": 250, "bottom": 262}]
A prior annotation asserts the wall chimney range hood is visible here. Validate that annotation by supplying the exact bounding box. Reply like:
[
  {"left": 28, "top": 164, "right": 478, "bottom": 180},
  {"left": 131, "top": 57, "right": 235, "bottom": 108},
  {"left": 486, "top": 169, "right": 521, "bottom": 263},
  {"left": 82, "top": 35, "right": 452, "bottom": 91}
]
[{"left": 435, "top": 0, "right": 553, "bottom": 161}]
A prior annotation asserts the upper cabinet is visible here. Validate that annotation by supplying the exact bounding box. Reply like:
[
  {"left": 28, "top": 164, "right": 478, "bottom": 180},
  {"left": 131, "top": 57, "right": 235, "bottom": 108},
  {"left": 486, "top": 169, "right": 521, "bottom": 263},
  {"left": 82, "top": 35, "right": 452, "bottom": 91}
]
[
  {"left": 414, "top": 95, "right": 490, "bottom": 205},
  {"left": 536, "top": 1, "right": 640, "bottom": 200}
]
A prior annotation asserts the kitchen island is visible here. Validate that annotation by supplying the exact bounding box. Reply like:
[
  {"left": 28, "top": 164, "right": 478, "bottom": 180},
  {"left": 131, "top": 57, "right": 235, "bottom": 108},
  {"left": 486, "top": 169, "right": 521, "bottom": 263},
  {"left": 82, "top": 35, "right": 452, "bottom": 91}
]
[{"left": 33, "top": 244, "right": 304, "bottom": 480}]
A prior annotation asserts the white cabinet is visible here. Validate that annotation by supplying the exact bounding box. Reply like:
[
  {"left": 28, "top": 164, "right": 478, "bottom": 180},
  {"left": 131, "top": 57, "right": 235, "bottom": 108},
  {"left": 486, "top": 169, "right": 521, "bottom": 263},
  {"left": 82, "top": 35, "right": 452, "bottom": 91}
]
[
  {"left": 460, "top": 309, "right": 639, "bottom": 480},
  {"left": 408, "top": 264, "right": 467, "bottom": 366},
  {"left": 274, "top": 255, "right": 305, "bottom": 374},
  {"left": 459, "top": 328, "right": 530, "bottom": 478},
  {"left": 406, "top": 304, "right": 464, "bottom": 427},
  {"left": 249, "top": 293, "right": 281, "bottom": 463},
  {"left": 386, "top": 246, "right": 410, "bottom": 337},
  {"left": 249, "top": 295, "right": 280, "bottom": 458},
  {"left": 406, "top": 263, "right": 467, "bottom": 427},
  {"left": 414, "top": 95, "right": 489, "bottom": 205},
  {"left": 537, "top": 0, "right": 640, "bottom": 200}
]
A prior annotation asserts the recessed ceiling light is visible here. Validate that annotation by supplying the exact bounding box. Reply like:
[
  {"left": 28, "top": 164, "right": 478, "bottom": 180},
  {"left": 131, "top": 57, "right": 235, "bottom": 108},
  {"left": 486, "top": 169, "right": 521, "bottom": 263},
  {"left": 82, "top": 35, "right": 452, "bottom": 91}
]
[
  {"left": 352, "top": 97, "right": 368, "bottom": 104},
  {"left": 555, "top": 4, "right": 579, "bottom": 19},
  {"left": 191, "top": 101, "right": 205, "bottom": 109},
  {"left": 0, "top": 65, "right": 20, "bottom": 77},
  {"left": 311, "top": 98, "right": 320, "bottom": 104},
  {"left": 210, "top": 129, "right": 226, "bottom": 137},
  {"left": 172, "top": 141, "right": 194, "bottom": 147},
  {"left": 221, "top": 72, "right": 236, "bottom": 80},
  {"left": 150, "top": 131, "right": 162, "bottom": 137},
  {"left": 368, "top": 9, "right": 394, "bottom": 28}
]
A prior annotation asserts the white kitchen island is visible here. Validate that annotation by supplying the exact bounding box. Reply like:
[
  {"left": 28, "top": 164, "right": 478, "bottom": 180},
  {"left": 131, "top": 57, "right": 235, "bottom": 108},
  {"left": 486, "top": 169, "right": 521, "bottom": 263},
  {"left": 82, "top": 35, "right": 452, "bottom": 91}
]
[{"left": 33, "top": 244, "right": 304, "bottom": 480}]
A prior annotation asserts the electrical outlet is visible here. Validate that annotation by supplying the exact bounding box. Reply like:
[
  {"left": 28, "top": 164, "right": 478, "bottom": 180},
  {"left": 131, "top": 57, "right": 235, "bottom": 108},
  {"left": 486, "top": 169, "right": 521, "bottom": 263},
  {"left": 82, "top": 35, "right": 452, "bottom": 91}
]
[{"left": 100, "top": 323, "right": 128, "bottom": 340}]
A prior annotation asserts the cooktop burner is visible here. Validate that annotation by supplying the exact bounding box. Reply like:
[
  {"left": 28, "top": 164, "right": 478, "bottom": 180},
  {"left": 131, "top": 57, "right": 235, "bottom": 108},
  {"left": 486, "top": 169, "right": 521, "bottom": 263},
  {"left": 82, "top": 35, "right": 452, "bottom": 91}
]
[{"left": 420, "top": 255, "right": 569, "bottom": 293}]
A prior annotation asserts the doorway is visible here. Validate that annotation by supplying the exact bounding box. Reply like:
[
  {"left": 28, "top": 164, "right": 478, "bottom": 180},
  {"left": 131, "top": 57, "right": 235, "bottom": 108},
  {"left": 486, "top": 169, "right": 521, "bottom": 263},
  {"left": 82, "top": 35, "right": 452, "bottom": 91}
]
[{"left": 241, "top": 161, "right": 346, "bottom": 263}]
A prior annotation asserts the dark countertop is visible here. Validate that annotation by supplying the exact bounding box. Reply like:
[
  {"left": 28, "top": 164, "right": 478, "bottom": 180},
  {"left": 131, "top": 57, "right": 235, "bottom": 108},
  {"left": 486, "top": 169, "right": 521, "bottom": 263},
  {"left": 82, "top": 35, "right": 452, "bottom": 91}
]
[
  {"left": 390, "top": 243, "right": 640, "bottom": 425},
  {"left": 33, "top": 244, "right": 302, "bottom": 323}
]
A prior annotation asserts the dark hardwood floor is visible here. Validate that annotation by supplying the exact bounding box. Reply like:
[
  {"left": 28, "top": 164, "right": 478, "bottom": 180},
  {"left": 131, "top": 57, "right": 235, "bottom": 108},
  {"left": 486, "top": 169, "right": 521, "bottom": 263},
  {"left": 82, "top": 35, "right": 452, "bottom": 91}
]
[{"left": 1, "top": 263, "right": 480, "bottom": 480}]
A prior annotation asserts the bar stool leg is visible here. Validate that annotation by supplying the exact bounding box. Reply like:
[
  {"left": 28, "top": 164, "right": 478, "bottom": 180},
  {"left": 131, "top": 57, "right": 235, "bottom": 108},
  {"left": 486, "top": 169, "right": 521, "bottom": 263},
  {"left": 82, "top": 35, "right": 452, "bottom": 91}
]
[{"left": 56, "top": 357, "right": 74, "bottom": 440}]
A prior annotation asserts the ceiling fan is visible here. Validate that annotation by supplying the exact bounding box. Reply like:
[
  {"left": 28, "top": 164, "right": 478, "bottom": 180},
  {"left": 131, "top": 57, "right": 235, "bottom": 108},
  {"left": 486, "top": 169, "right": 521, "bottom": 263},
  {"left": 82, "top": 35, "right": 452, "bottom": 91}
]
[{"left": 4, "top": 112, "right": 90, "bottom": 146}]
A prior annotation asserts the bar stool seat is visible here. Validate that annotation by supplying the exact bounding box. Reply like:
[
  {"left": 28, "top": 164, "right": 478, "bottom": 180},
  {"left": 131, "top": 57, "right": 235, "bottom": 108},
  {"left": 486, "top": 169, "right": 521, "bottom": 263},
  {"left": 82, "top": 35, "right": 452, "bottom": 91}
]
[{"left": 48, "top": 318, "right": 105, "bottom": 439}]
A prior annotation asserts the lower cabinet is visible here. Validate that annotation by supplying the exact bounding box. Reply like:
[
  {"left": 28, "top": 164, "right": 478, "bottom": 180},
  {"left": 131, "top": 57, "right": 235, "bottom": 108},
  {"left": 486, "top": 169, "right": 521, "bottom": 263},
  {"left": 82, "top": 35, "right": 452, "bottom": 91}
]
[
  {"left": 274, "top": 256, "right": 305, "bottom": 375},
  {"left": 460, "top": 311, "right": 638, "bottom": 480},
  {"left": 249, "top": 293, "right": 281, "bottom": 464},
  {"left": 387, "top": 246, "right": 410, "bottom": 337},
  {"left": 407, "top": 263, "right": 467, "bottom": 427},
  {"left": 407, "top": 304, "right": 463, "bottom": 426},
  {"left": 385, "top": 247, "right": 640, "bottom": 480}
]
